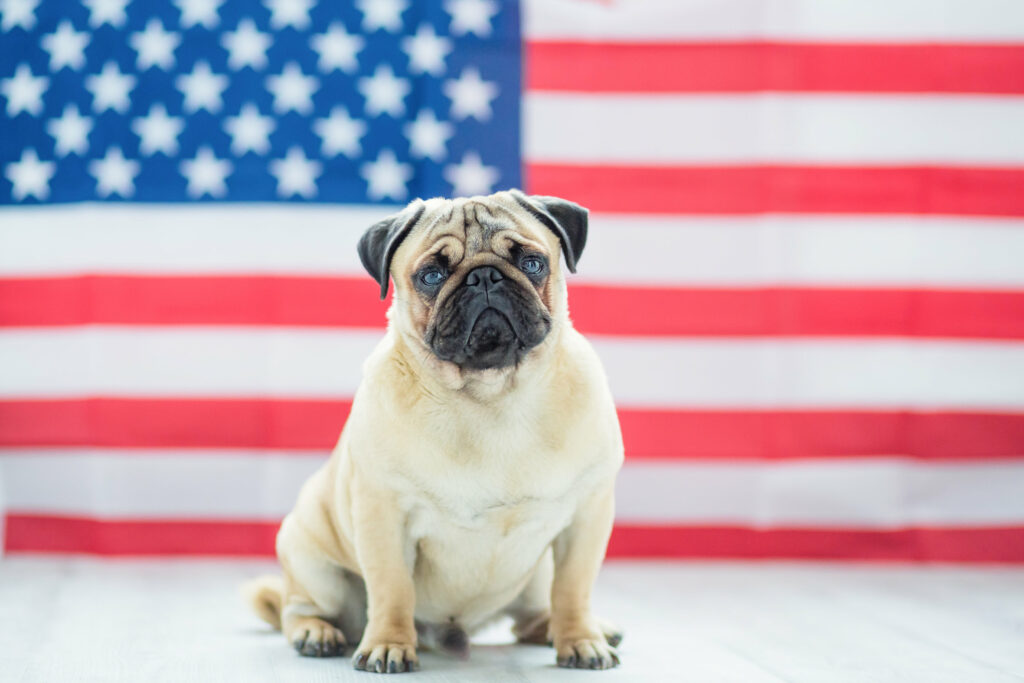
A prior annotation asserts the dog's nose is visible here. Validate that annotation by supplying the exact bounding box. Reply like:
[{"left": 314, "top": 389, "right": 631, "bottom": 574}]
[{"left": 464, "top": 266, "right": 504, "bottom": 291}]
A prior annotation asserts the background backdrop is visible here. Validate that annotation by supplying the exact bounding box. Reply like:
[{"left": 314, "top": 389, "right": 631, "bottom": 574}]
[{"left": 2, "top": 0, "right": 1023, "bottom": 561}]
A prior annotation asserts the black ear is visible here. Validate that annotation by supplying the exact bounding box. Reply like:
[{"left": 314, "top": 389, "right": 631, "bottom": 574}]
[
  {"left": 357, "top": 201, "right": 426, "bottom": 299},
  {"left": 510, "top": 190, "right": 588, "bottom": 273}
]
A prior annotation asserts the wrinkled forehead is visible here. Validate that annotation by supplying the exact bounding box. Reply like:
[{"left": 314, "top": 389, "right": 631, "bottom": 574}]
[{"left": 405, "top": 197, "right": 555, "bottom": 265}]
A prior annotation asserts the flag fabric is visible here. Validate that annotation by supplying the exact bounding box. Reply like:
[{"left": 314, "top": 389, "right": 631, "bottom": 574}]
[{"left": 2, "top": 0, "right": 1024, "bottom": 561}]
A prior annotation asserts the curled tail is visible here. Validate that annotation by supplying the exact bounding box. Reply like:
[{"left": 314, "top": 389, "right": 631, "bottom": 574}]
[{"left": 241, "top": 575, "right": 285, "bottom": 630}]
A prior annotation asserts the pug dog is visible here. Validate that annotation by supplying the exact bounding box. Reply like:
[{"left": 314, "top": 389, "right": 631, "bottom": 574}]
[{"left": 244, "top": 190, "right": 624, "bottom": 673}]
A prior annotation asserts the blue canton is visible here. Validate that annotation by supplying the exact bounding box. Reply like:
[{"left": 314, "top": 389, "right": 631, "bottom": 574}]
[{"left": 0, "top": 0, "right": 521, "bottom": 203}]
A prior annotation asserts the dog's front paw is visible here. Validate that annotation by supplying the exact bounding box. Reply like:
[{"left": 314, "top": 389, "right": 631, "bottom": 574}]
[
  {"left": 555, "top": 636, "right": 620, "bottom": 670},
  {"left": 353, "top": 637, "right": 419, "bottom": 674}
]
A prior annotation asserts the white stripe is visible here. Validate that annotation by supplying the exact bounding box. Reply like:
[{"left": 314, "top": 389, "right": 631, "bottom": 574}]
[
  {"left": 3, "top": 206, "right": 1024, "bottom": 289},
  {"left": 577, "top": 215, "right": 1024, "bottom": 288},
  {"left": 1, "top": 328, "right": 1022, "bottom": 409},
  {"left": 0, "top": 451, "right": 324, "bottom": 519},
  {"left": 616, "top": 460, "right": 1024, "bottom": 526},
  {"left": 0, "top": 203, "right": 396, "bottom": 277},
  {"left": 524, "top": 0, "right": 1024, "bottom": 41},
  {"left": 525, "top": 94, "right": 1024, "bottom": 165},
  {"left": 0, "top": 327, "right": 381, "bottom": 398},
  {"left": 3, "top": 451, "right": 1023, "bottom": 527}
]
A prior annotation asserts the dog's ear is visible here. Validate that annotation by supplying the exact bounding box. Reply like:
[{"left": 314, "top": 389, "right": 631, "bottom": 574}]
[
  {"left": 358, "top": 201, "right": 426, "bottom": 299},
  {"left": 510, "top": 190, "right": 588, "bottom": 273}
]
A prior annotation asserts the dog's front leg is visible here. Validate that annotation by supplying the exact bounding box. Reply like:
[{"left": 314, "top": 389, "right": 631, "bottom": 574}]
[
  {"left": 351, "top": 485, "right": 418, "bottom": 674},
  {"left": 550, "top": 483, "right": 620, "bottom": 670}
]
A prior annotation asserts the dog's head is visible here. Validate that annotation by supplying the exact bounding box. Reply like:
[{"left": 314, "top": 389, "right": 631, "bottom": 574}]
[{"left": 358, "top": 190, "right": 587, "bottom": 373}]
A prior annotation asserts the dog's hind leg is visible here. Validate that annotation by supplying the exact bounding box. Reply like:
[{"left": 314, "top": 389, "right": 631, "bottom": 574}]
[
  {"left": 276, "top": 514, "right": 368, "bottom": 658},
  {"left": 506, "top": 548, "right": 554, "bottom": 645},
  {"left": 505, "top": 547, "right": 623, "bottom": 649}
]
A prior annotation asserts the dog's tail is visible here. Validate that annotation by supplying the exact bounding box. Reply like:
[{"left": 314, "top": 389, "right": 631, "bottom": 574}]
[{"left": 241, "top": 575, "right": 285, "bottom": 630}]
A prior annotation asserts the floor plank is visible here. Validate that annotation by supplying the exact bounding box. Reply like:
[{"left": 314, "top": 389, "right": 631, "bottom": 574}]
[{"left": 0, "top": 559, "right": 1022, "bottom": 682}]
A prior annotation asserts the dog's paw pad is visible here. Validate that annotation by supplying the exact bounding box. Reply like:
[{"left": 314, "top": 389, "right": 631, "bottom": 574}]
[
  {"left": 290, "top": 619, "right": 347, "bottom": 658},
  {"left": 556, "top": 638, "right": 620, "bottom": 670},
  {"left": 353, "top": 642, "right": 419, "bottom": 674}
]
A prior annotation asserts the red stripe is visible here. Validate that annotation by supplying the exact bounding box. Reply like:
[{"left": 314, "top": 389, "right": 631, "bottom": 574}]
[
  {"left": 607, "top": 524, "right": 1024, "bottom": 562},
  {"left": 526, "top": 164, "right": 1024, "bottom": 216},
  {"left": 527, "top": 42, "right": 1024, "bottom": 94},
  {"left": 3, "top": 514, "right": 278, "bottom": 557},
  {"left": 2, "top": 399, "right": 1023, "bottom": 460},
  {"left": 571, "top": 286, "right": 1024, "bottom": 340},
  {"left": 0, "top": 275, "right": 388, "bottom": 328},
  {"left": 0, "top": 398, "right": 350, "bottom": 450},
  {"left": 5, "top": 277, "right": 1024, "bottom": 340},
  {"left": 7, "top": 515, "right": 1023, "bottom": 562}
]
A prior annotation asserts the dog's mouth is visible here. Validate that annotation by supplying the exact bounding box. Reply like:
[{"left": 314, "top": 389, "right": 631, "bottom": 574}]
[
  {"left": 428, "top": 294, "right": 551, "bottom": 371},
  {"left": 460, "top": 308, "right": 519, "bottom": 369}
]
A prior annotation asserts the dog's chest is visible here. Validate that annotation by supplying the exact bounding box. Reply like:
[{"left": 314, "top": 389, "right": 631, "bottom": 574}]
[
  {"left": 404, "top": 486, "right": 573, "bottom": 624},
  {"left": 396, "top": 442, "right": 585, "bottom": 624}
]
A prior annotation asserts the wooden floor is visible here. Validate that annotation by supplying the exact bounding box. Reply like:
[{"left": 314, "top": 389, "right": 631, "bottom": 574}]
[{"left": 1, "top": 558, "right": 1022, "bottom": 682}]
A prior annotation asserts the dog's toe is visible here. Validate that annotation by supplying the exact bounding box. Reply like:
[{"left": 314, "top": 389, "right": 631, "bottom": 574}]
[{"left": 289, "top": 618, "right": 346, "bottom": 658}]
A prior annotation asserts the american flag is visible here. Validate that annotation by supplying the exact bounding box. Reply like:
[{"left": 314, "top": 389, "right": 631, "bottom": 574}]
[{"left": 1, "top": 0, "right": 1023, "bottom": 561}]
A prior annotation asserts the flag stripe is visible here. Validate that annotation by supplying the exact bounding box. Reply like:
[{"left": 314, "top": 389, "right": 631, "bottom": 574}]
[
  {"left": 7, "top": 209, "right": 1024, "bottom": 289},
  {"left": 525, "top": 94, "right": 1024, "bottom": 164},
  {"left": 7, "top": 515, "right": 1024, "bottom": 562},
  {"left": 3, "top": 400, "right": 1023, "bottom": 461},
  {"left": 4, "top": 276, "right": 1024, "bottom": 340},
  {"left": 526, "top": 164, "right": 1024, "bottom": 216},
  {"left": 605, "top": 525, "right": 1024, "bottom": 562},
  {"left": 526, "top": 42, "right": 1024, "bottom": 94},
  {"left": 4, "top": 452, "right": 1023, "bottom": 524},
  {"left": 524, "top": 0, "right": 1024, "bottom": 42},
  {"left": 3, "top": 328, "right": 1023, "bottom": 407}
]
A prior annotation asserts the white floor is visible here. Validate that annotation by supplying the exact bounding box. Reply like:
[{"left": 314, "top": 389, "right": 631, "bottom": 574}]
[{"left": 0, "top": 559, "right": 1022, "bottom": 682}]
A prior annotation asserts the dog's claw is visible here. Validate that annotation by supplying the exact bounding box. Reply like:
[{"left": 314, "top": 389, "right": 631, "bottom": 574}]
[
  {"left": 556, "top": 637, "right": 620, "bottom": 670},
  {"left": 352, "top": 641, "right": 418, "bottom": 674}
]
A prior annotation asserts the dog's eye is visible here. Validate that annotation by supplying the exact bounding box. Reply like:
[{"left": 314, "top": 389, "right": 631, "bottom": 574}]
[
  {"left": 520, "top": 256, "right": 545, "bottom": 275},
  {"left": 419, "top": 267, "right": 447, "bottom": 287}
]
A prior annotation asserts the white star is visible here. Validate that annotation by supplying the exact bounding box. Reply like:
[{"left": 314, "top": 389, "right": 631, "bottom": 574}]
[
  {"left": 46, "top": 105, "right": 92, "bottom": 156},
  {"left": 1, "top": 64, "right": 47, "bottom": 117},
  {"left": 445, "top": 0, "right": 498, "bottom": 37},
  {"left": 83, "top": 0, "right": 129, "bottom": 28},
  {"left": 224, "top": 103, "right": 274, "bottom": 155},
  {"left": 265, "top": 0, "right": 313, "bottom": 29},
  {"left": 357, "top": 64, "right": 409, "bottom": 118},
  {"left": 221, "top": 19, "right": 270, "bottom": 70},
  {"left": 356, "top": 0, "right": 406, "bottom": 33},
  {"left": 131, "top": 104, "right": 184, "bottom": 156},
  {"left": 41, "top": 20, "right": 89, "bottom": 71},
  {"left": 269, "top": 146, "right": 321, "bottom": 199},
  {"left": 266, "top": 62, "right": 318, "bottom": 115},
  {"left": 180, "top": 146, "right": 232, "bottom": 198},
  {"left": 443, "top": 67, "right": 498, "bottom": 121},
  {"left": 89, "top": 147, "right": 140, "bottom": 198},
  {"left": 174, "top": 0, "right": 223, "bottom": 29},
  {"left": 1, "top": 0, "right": 39, "bottom": 31},
  {"left": 401, "top": 24, "right": 452, "bottom": 76},
  {"left": 176, "top": 61, "right": 228, "bottom": 113},
  {"left": 404, "top": 109, "right": 453, "bottom": 161},
  {"left": 313, "top": 106, "right": 365, "bottom": 158},
  {"left": 361, "top": 148, "right": 412, "bottom": 201},
  {"left": 85, "top": 62, "right": 135, "bottom": 113},
  {"left": 310, "top": 22, "right": 363, "bottom": 73},
  {"left": 130, "top": 19, "right": 180, "bottom": 71},
  {"left": 444, "top": 151, "right": 499, "bottom": 197},
  {"left": 4, "top": 148, "right": 54, "bottom": 201}
]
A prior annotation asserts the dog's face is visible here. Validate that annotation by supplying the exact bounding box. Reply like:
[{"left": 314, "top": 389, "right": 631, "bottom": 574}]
[{"left": 358, "top": 190, "right": 587, "bottom": 372}]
